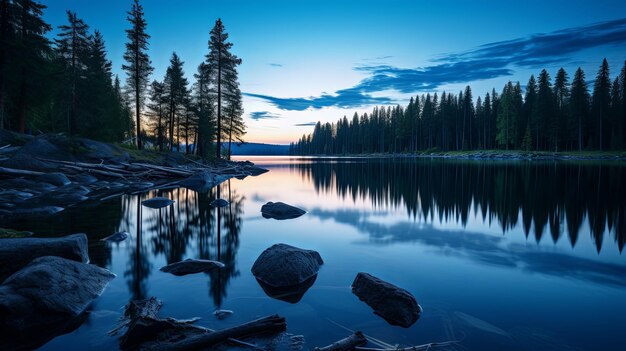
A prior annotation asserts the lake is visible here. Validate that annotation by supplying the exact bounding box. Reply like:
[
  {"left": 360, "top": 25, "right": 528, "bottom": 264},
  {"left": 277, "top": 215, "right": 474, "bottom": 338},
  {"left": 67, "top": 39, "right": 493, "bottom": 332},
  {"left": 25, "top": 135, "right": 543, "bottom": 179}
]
[{"left": 6, "top": 156, "right": 626, "bottom": 351}]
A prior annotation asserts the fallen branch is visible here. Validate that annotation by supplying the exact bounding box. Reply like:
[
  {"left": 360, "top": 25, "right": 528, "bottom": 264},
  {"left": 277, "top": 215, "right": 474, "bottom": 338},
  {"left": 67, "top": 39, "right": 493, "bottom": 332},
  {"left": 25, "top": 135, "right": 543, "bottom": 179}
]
[
  {"left": 0, "top": 166, "right": 45, "bottom": 177},
  {"left": 355, "top": 340, "right": 459, "bottom": 351},
  {"left": 315, "top": 331, "right": 367, "bottom": 351},
  {"left": 145, "top": 314, "right": 286, "bottom": 351}
]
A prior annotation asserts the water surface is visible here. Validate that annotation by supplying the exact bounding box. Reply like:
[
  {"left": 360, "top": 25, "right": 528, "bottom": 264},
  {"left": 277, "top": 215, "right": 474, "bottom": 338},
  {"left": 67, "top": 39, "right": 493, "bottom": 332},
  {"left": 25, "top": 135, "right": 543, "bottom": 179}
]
[{"left": 7, "top": 157, "right": 626, "bottom": 351}]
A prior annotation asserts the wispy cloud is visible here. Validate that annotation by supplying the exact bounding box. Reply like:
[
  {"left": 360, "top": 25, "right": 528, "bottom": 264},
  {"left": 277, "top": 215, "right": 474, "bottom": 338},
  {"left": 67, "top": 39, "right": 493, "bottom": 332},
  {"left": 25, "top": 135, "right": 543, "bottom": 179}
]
[
  {"left": 269, "top": 63, "right": 283, "bottom": 67},
  {"left": 245, "top": 91, "right": 392, "bottom": 111},
  {"left": 249, "top": 111, "right": 281, "bottom": 120},
  {"left": 246, "top": 18, "right": 626, "bottom": 110},
  {"left": 294, "top": 122, "right": 317, "bottom": 126}
]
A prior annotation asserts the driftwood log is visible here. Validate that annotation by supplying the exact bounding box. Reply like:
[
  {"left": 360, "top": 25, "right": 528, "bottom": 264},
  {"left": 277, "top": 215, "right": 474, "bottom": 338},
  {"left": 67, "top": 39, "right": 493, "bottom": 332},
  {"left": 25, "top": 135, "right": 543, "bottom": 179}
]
[
  {"left": 315, "top": 331, "right": 367, "bottom": 351},
  {"left": 121, "top": 314, "right": 286, "bottom": 351}
]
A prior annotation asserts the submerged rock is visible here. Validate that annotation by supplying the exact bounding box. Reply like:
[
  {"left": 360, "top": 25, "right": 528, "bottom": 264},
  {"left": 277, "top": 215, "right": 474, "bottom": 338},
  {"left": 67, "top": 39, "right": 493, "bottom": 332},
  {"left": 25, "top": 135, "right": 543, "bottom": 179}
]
[
  {"left": 213, "top": 309, "right": 233, "bottom": 320},
  {"left": 101, "top": 231, "right": 129, "bottom": 242},
  {"left": 0, "top": 256, "right": 114, "bottom": 349},
  {"left": 256, "top": 274, "right": 318, "bottom": 303},
  {"left": 35, "top": 172, "right": 71, "bottom": 187},
  {"left": 142, "top": 197, "right": 175, "bottom": 209},
  {"left": 261, "top": 202, "right": 306, "bottom": 220},
  {"left": 251, "top": 243, "right": 323, "bottom": 288},
  {"left": 0, "top": 233, "right": 88, "bottom": 282},
  {"left": 351, "top": 272, "right": 421, "bottom": 328},
  {"left": 160, "top": 258, "right": 225, "bottom": 276},
  {"left": 209, "top": 198, "right": 230, "bottom": 207}
]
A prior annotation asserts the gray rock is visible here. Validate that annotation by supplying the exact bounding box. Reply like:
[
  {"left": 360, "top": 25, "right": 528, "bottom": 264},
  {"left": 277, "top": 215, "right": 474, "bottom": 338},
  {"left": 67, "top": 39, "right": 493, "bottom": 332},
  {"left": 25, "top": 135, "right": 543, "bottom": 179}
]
[
  {"left": 251, "top": 243, "right": 323, "bottom": 288},
  {"left": 29, "top": 193, "right": 88, "bottom": 207},
  {"left": 351, "top": 272, "right": 421, "bottom": 328},
  {"left": 160, "top": 258, "right": 225, "bottom": 276},
  {"left": 0, "top": 233, "right": 89, "bottom": 283},
  {"left": 72, "top": 174, "right": 98, "bottom": 185},
  {"left": 0, "top": 256, "right": 114, "bottom": 346},
  {"left": 0, "top": 205, "right": 64, "bottom": 220},
  {"left": 142, "top": 197, "right": 175, "bottom": 209},
  {"left": 101, "top": 231, "right": 129, "bottom": 242},
  {"left": 35, "top": 172, "right": 71, "bottom": 186},
  {"left": 0, "top": 189, "right": 34, "bottom": 202},
  {"left": 210, "top": 198, "right": 230, "bottom": 207},
  {"left": 261, "top": 201, "right": 306, "bottom": 220},
  {"left": 0, "top": 178, "right": 56, "bottom": 193},
  {"left": 179, "top": 171, "right": 227, "bottom": 193},
  {"left": 1, "top": 153, "right": 59, "bottom": 172}
]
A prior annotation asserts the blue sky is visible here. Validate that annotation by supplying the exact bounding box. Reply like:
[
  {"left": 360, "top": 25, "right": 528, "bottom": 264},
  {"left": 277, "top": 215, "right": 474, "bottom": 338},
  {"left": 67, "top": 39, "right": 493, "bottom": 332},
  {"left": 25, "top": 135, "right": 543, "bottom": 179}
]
[{"left": 43, "top": 0, "right": 626, "bottom": 144}]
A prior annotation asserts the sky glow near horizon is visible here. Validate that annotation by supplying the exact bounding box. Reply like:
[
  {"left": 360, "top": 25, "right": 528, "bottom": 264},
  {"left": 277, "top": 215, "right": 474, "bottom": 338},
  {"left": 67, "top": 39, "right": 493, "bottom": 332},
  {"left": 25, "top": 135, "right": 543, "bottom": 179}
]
[{"left": 43, "top": 0, "right": 626, "bottom": 144}]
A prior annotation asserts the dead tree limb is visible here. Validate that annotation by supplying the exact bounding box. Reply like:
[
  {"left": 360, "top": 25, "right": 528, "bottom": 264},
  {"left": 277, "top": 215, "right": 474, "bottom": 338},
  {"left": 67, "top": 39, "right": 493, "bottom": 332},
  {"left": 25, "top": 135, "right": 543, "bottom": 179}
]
[
  {"left": 144, "top": 314, "right": 286, "bottom": 351},
  {"left": 315, "top": 332, "right": 367, "bottom": 351},
  {"left": 0, "top": 166, "right": 45, "bottom": 177}
]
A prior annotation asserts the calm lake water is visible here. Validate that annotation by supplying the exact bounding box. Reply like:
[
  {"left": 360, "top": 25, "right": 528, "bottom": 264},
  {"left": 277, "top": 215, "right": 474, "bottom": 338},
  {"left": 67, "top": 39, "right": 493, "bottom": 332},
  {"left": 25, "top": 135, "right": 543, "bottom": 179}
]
[{"left": 6, "top": 156, "right": 626, "bottom": 351}]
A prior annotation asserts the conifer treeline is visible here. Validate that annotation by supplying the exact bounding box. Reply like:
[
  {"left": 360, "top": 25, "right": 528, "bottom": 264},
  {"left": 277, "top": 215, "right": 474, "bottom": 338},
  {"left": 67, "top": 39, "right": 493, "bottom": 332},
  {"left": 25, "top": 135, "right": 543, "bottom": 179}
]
[
  {"left": 0, "top": 0, "right": 244, "bottom": 159},
  {"left": 290, "top": 60, "right": 626, "bottom": 155}
]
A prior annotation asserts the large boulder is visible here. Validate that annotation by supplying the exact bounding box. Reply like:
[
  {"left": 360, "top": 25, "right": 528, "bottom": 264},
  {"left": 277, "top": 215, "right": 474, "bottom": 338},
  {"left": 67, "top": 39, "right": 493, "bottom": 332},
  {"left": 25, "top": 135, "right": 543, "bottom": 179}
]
[
  {"left": 261, "top": 202, "right": 306, "bottom": 220},
  {"left": 0, "top": 256, "right": 114, "bottom": 350},
  {"left": 351, "top": 272, "right": 421, "bottom": 328},
  {"left": 0, "top": 233, "right": 89, "bottom": 283},
  {"left": 179, "top": 171, "right": 227, "bottom": 193},
  {"left": 251, "top": 244, "right": 323, "bottom": 288}
]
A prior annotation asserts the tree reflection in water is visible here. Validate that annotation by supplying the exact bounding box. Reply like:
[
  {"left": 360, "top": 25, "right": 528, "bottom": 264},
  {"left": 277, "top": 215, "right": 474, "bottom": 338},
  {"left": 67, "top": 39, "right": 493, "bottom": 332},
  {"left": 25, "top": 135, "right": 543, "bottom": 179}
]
[
  {"left": 123, "top": 180, "right": 244, "bottom": 306},
  {"left": 291, "top": 159, "right": 626, "bottom": 253}
]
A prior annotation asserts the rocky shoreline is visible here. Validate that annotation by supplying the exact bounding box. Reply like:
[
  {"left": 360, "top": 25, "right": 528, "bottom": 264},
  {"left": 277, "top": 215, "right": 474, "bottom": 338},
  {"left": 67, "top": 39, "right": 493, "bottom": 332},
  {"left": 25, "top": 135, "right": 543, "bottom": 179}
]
[{"left": 0, "top": 131, "right": 267, "bottom": 223}]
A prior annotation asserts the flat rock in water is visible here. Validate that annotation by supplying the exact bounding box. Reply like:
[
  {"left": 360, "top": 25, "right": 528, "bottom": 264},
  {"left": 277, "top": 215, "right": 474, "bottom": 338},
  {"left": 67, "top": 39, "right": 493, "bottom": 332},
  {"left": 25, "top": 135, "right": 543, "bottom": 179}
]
[
  {"left": 101, "top": 231, "right": 129, "bottom": 242},
  {"left": 160, "top": 258, "right": 225, "bottom": 276},
  {"left": 213, "top": 309, "right": 233, "bottom": 320},
  {"left": 0, "top": 233, "right": 89, "bottom": 283},
  {"left": 210, "top": 198, "right": 230, "bottom": 207},
  {"left": 0, "top": 256, "right": 114, "bottom": 349},
  {"left": 261, "top": 202, "right": 306, "bottom": 220},
  {"left": 251, "top": 243, "right": 323, "bottom": 288},
  {"left": 35, "top": 172, "right": 71, "bottom": 186},
  {"left": 351, "top": 272, "right": 421, "bottom": 328},
  {"left": 142, "top": 197, "right": 174, "bottom": 209}
]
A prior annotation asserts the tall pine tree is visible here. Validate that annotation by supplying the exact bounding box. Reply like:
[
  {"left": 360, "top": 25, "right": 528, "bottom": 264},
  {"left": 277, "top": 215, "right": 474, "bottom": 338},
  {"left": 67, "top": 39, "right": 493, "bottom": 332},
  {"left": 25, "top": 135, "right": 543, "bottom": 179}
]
[{"left": 122, "top": 0, "right": 152, "bottom": 149}]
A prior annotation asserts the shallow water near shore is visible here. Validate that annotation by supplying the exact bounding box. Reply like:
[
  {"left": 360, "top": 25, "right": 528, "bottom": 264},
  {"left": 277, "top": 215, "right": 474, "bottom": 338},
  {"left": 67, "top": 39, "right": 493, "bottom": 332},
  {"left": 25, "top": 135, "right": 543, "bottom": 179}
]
[{"left": 5, "top": 156, "right": 626, "bottom": 351}]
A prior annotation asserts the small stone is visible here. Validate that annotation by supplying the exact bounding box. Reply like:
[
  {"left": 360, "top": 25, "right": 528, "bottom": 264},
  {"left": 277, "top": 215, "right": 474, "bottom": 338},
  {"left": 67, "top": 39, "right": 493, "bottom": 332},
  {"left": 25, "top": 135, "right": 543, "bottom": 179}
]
[
  {"left": 160, "top": 258, "right": 225, "bottom": 276},
  {"left": 142, "top": 197, "right": 174, "bottom": 209},
  {"left": 101, "top": 231, "right": 129, "bottom": 242},
  {"left": 261, "top": 202, "right": 306, "bottom": 220},
  {"left": 210, "top": 198, "right": 230, "bottom": 207}
]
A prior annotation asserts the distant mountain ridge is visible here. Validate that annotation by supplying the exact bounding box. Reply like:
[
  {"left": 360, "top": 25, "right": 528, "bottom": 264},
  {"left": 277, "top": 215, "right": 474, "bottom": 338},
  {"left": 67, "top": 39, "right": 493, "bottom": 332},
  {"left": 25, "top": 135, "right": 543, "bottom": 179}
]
[{"left": 228, "top": 142, "right": 289, "bottom": 155}]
